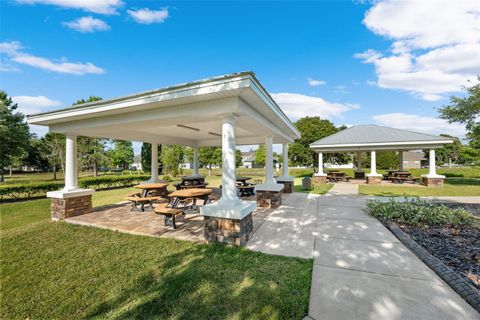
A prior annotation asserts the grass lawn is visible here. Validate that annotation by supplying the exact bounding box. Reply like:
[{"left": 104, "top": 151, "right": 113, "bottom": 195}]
[
  {"left": 359, "top": 178, "right": 480, "bottom": 197},
  {"left": 293, "top": 178, "right": 333, "bottom": 194},
  {"left": 0, "top": 188, "right": 313, "bottom": 319}
]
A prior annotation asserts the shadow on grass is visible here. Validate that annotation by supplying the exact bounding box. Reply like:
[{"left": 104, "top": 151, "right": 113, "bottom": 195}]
[{"left": 85, "top": 243, "right": 311, "bottom": 319}]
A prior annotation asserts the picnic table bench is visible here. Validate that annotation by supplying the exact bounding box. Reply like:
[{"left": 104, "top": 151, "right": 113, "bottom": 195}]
[{"left": 125, "top": 183, "right": 169, "bottom": 211}]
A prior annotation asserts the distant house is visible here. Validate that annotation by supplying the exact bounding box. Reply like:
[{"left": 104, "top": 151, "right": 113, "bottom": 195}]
[
  {"left": 130, "top": 155, "right": 142, "bottom": 171},
  {"left": 241, "top": 151, "right": 256, "bottom": 168},
  {"left": 402, "top": 151, "right": 426, "bottom": 169}
]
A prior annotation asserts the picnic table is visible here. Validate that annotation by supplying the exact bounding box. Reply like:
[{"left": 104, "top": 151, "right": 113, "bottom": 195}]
[
  {"left": 125, "top": 183, "right": 169, "bottom": 211},
  {"left": 236, "top": 176, "right": 252, "bottom": 185},
  {"left": 174, "top": 176, "right": 208, "bottom": 190},
  {"left": 154, "top": 188, "right": 213, "bottom": 229},
  {"left": 391, "top": 171, "right": 412, "bottom": 184},
  {"left": 327, "top": 171, "right": 351, "bottom": 183}
]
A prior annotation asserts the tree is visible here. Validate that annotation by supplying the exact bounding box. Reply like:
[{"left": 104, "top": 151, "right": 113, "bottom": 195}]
[
  {"left": 199, "top": 146, "right": 221, "bottom": 175},
  {"left": 236, "top": 149, "right": 243, "bottom": 168},
  {"left": 439, "top": 78, "right": 480, "bottom": 148},
  {"left": 24, "top": 135, "right": 49, "bottom": 172},
  {"left": 376, "top": 152, "right": 399, "bottom": 170},
  {"left": 255, "top": 145, "right": 266, "bottom": 166},
  {"left": 161, "top": 145, "right": 184, "bottom": 176},
  {"left": 433, "top": 134, "right": 462, "bottom": 166},
  {"left": 111, "top": 140, "right": 134, "bottom": 169},
  {"left": 73, "top": 96, "right": 108, "bottom": 176},
  {"left": 40, "top": 132, "right": 66, "bottom": 180},
  {"left": 141, "top": 142, "right": 162, "bottom": 173},
  {"left": 289, "top": 116, "right": 338, "bottom": 166},
  {"left": 0, "top": 91, "right": 30, "bottom": 182}
]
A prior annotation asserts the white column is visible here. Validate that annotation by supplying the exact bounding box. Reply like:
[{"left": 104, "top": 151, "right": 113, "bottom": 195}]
[
  {"left": 64, "top": 135, "right": 78, "bottom": 191},
  {"left": 150, "top": 143, "right": 159, "bottom": 182},
  {"left": 399, "top": 151, "right": 404, "bottom": 171},
  {"left": 316, "top": 152, "right": 325, "bottom": 176},
  {"left": 192, "top": 145, "right": 200, "bottom": 177},
  {"left": 370, "top": 150, "right": 378, "bottom": 175},
  {"left": 356, "top": 152, "right": 362, "bottom": 170},
  {"left": 220, "top": 114, "right": 239, "bottom": 201},
  {"left": 280, "top": 143, "right": 291, "bottom": 179},
  {"left": 264, "top": 135, "right": 275, "bottom": 185},
  {"left": 428, "top": 149, "right": 436, "bottom": 176}
]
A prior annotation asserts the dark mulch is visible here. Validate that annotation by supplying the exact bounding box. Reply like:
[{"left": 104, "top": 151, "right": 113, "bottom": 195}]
[{"left": 399, "top": 224, "right": 480, "bottom": 289}]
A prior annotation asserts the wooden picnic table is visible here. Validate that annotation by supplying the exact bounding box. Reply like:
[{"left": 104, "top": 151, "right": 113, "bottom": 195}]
[
  {"left": 175, "top": 176, "right": 208, "bottom": 190},
  {"left": 168, "top": 188, "right": 213, "bottom": 210},
  {"left": 327, "top": 171, "right": 346, "bottom": 183},
  {"left": 134, "top": 183, "right": 169, "bottom": 198},
  {"left": 392, "top": 172, "right": 412, "bottom": 184},
  {"left": 236, "top": 176, "right": 252, "bottom": 186}
]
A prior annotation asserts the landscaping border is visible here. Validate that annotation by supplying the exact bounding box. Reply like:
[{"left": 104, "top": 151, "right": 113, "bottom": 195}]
[{"left": 379, "top": 218, "right": 480, "bottom": 313}]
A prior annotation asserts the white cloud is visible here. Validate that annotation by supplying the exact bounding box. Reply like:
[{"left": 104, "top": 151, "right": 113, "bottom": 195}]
[
  {"left": 64, "top": 16, "right": 110, "bottom": 33},
  {"left": 272, "top": 93, "right": 359, "bottom": 120},
  {"left": 357, "top": 0, "right": 480, "bottom": 101},
  {"left": 12, "top": 95, "right": 62, "bottom": 115},
  {"left": 16, "top": 0, "right": 123, "bottom": 14},
  {"left": 373, "top": 113, "right": 466, "bottom": 137},
  {"left": 307, "top": 78, "right": 326, "bottom": 86},
  {"left": 0, "top": 41, "right": 105, "bottom": 75},
  {"left": 127, "top": 8, "right": 169, "bottom": 24},
  {"left": 12, "top": 95, "right": 63, "bottom": 137}
]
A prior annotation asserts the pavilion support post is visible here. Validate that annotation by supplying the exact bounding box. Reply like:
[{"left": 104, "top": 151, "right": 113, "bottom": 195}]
[
  {"left": 354, "top": 152, "right": 365, "bottom": 179},
  {"left": 192, "top": 145, "right": 200, "bottom": 177},
  {"left": 421, "top": 149, "right": 445, "bottom": 187},
  {"left": 366, "top": 150, "right": 382, "bottom": 185},
  {"left": 150, "top": 143, "right": 159, "bottom": 182},
  {"left": 399, "top": 151, "right": 405, "bottom": 171},
  {"left": 256, "top": 136, "right": 284, "bottom": 208},
  {"left": 47, "top": 135, "right": 94, "bottom": 221},
  {"left": 313, "top": 152, "right": 327, "bottom": 185},
  {"left": 277, "top": 143, "right": 293, "bottom": 193},
  {"left": 201, "top": 114, "right": 256, "bottom": 246}
]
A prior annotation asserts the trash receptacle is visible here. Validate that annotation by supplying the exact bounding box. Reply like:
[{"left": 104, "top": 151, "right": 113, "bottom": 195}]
[{"left": 302, "top": 177, "right": 312, "bottom": 190}]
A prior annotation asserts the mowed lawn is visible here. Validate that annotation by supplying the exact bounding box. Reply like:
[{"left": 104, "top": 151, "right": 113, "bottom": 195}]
[
  {"left": 0, "top": 188, "right": 312, "bottom": 319},
  {"left": 359, "top": 178, "right": 480, "bottom": 197}
]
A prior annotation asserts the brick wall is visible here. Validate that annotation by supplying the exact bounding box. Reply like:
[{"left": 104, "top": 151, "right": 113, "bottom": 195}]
[
  {"left": 51, "top": 195, "right": 92, "bottom": 220},
  {"left": 204, "top": 213, "right": 253, "bottom": 246},
  {"left": 256, "top": 190, "right": 283, "bottom": 208}
]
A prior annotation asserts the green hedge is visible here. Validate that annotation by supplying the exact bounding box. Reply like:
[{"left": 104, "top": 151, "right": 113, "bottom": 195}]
[
  {"left": 364, "top": 198, "right": 477, "bottom": 227},
  {"left": 0, "top": 175, "right": 150, "bottom": 201}
]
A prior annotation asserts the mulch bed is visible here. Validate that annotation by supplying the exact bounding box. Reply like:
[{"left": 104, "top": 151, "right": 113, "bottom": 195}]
[{"left": 398, "top": 224, "right": 480, "bottom": 289}]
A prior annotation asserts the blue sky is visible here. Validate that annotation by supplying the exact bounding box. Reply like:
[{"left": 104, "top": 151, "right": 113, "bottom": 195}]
[{"left": 1, "top": 0, "right": 478, "bottom": 154}]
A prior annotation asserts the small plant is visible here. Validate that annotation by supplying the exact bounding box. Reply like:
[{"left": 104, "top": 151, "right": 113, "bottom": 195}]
[
  {"left": 162, "top": 175, "right": 172, "bottom": 182},
  {"left": 364, "top": 197, "right": 477, "bottom": 227}
]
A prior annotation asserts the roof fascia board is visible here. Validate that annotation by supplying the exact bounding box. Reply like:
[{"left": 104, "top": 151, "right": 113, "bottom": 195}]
[{"left": 311, "top": 140, "right": 453, "bottom": 149}]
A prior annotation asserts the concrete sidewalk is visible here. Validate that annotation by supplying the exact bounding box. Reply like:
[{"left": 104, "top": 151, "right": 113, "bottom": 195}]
[{"left": 309, "top": 195, "right": 479, "bottom": 320}]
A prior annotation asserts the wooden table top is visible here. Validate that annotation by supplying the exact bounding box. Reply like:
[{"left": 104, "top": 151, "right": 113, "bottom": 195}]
[
  {"left": 236, "top": 176, "right": 251, "bottom": 181},
  {"left": 134, "top": 183, "right": 168, "bottom": 189},
  {"left": 169, "top": 188, "right": 212, "bottom": 198},
  {"left": 181, "top": 176, "right": 205, "bottom": 181}
]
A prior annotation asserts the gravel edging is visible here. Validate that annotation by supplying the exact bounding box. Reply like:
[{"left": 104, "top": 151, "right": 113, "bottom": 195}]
[{"left": 378, "top": 218, "right": 480, "bottom": 313}]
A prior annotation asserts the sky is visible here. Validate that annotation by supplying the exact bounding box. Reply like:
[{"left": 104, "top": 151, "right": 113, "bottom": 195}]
[{"left": 1, "top": 0, "right": 479, "bottom": 155}]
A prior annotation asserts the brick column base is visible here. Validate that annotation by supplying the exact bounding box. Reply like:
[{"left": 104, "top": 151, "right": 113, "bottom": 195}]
[
  {"left": 422, "top": 177, "right": 444, "bottom": 187},
  {"left": 51, "top": 195, "right": 92, "bottom": 220},
  {"left": 276, "top": 180, "right": 293, "bottom": 193},
  {"left": 256, "top": 190, "right": 283, "bottom": 208},
  {"left": 204, "top": 213, "right": 253, "bottom": 246},
  {"left": 312, "top": 175, "right": 327, "bottom": 184},
  {"left": 366, "top": 175, "right": 382, "bottom": 185}
]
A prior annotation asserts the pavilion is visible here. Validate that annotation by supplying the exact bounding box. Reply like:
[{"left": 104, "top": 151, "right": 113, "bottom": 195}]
[
  {"left": 27, "top": 71, "right": 300, "bottom": 245},
  {"left": 310, "top": 125, "right": 453, "bottom": 187}
]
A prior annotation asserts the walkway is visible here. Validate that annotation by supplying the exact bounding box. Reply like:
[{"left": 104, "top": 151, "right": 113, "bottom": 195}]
[
  {"left": 247, "top": 192, "right": 479, "bottom": 319},
  {"left": 327, "top": 182, "right": 359, "bottom": 195}
]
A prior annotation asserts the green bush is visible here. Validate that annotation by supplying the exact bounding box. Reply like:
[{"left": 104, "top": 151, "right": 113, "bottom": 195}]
[
  {"left": 0, "top": 182, "right": 62, "bottom": 200},
  {"left": 364, "top": 198, "right": 476, "bottom": 227},
  {"left": 0, "top": 175, "right": 150, "bottom": 201},
  {"left": 291, "top": 169, "right": 314, "bottom": 178}
]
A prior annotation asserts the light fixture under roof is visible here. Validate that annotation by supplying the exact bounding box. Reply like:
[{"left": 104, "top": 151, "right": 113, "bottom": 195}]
[
  {"left": 208, "top": 131, "right": 221, "bottom": 137},
  {"left": 177, "top": 124, "right": 200, "bottom": 132}
]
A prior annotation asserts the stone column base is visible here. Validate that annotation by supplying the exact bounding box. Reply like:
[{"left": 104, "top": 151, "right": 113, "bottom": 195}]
[
  {"left": 51, "top": 195, "right": 92, "bottom": 220},
  {"left": 47, "top": 189, "right": 95, "bottom": 221},
  {"left": 204, "top": 213, "right": 253, "bottom": 246},
  {"left": 312, "top": 175, "right": 327, "bottom": 184},
  {"left": 366, "top": 175, "right": 382, "bottom": 185},
  {"left": 256, "top": 190, "right": 283, "bottom": 208},
  {"left": 422, "top": 176, "right": 444, "bottom": 187},
  {"left": 276, "top": 180, "right": 293, "bottom": 193}
]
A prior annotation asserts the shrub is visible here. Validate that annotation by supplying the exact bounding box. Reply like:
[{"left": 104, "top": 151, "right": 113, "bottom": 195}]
[
  {"left": 364, "top": 198, "right": 476, "bottom": 227},
  {"left": 0, "top": 182, "right": 62, "bottom": 200},
  {"left": 0, "top": 175, "right": 150, "bottom": 201},
  {"left": 162, "top": 175, "right": 172, "bottom": 182}
]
